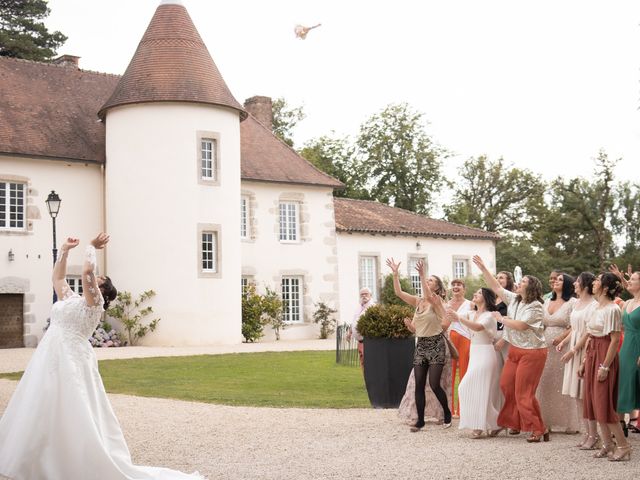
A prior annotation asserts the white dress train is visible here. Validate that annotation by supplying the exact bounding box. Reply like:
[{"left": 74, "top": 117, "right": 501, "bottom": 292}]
[
  {"left": 457, "top": 311, "right": 503, "bottom": 431},
  {"left": 0, "top": 249, "right": 205, "bottom": 480}
]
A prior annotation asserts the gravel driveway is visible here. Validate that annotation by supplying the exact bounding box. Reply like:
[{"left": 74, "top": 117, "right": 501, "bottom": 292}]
[{"left": 0, "top": 341, "right": 638, "bottom": 479}]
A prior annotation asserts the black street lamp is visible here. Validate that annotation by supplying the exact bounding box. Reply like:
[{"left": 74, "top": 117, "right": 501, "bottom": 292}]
[{"left": 45, "top": 190, "right": 62, "bottom": 303}]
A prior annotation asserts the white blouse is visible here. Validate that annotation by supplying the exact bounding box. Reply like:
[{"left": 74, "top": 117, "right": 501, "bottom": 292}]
[{"left": 586, "top": 302, "right": 622, "bottom": 337}]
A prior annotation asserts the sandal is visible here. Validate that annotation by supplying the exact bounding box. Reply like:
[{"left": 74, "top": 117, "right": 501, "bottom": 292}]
[
  {"left": 579, "top": 435, "right": 600, "bottom": 450},
  {"left": 471, "top": 430, "right": 484, "bottom": 439},
  {"left": 609, "top": 445, "right": 632, "bottom": 462},
  {"left": 508, "top": 429, "right": 520, "bottom": 435},
  {"left": 593, "top": 443, "right": 615, "bottom": 458},
  {"left": 575, "top": 433, "right": 589, "bottom": 447},
  {"left": 488, "top": 427, "right": 506, "bottom": 437},
  {"left": 526, "top": 430, "right": 550, "bottom": 443}
]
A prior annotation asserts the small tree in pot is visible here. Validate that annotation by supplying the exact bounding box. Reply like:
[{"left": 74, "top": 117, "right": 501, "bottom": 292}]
[{"left": 357, "top": 303, "right": 415, "bottom": 408}]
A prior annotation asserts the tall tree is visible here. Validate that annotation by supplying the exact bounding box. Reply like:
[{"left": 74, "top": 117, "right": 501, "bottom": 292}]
[
  {"left": 356, "top": 103, "right": 446, "bottom": 215},
  {"left": 272, "top": 97, "right": 305, "bottom": 147},
  {"left": 0, "top": 0, "right": 67, "bottom": 61},
  {"left": 537, "top": 151, "right": 619, "bottom": 272},
  {"left": 496, "top": 234, "right": 555, "bottom": 285},
  {"left": 444, "top": 155, "right": 547, "bottom": 234},
  {"left": 299, "top": 134, "right": 370, "bottom": 199}
]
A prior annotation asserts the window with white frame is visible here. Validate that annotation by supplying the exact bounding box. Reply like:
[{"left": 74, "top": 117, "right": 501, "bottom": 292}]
[
  {"left": 359, "top": 256, "right": 378, "bottom": 300},
  {"left": 0, "top": 181, "right": 25, "bottom": 230},
  {"left": 240, "top": 196, "right": 248, "bottom": 239},
  {"left": 241, "top": 276, "right": 253, "bottom": 297},
  {"left": 282, "top": 276, "right": 303, "bottom": 322},
  {"left": 201, "top": 138, "right": 217, "bottom": 180},
  {"left": 66, "top": 276, "right": 83, "bottom": 295},
  {"left": 201, "top": 231, "right": 218, "bottom": 273},
  {"left": 279, "top": 202, "right": 299, "bottom": 242},
  {"left": 453, "top": 258, "right": 469, "bottom": 279},
  {"left": 408, "top": 257, "right": 426, "bottom": 296}
]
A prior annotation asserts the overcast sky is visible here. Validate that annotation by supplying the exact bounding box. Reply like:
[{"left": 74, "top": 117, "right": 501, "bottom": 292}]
[{"left": 46, "top": 0, "right": 640, "bottom": 182}]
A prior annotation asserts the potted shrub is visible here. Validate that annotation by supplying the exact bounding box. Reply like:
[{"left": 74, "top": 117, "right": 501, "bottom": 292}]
[{"left": 357, "top": 303, "right": 415, "bottom": 408}]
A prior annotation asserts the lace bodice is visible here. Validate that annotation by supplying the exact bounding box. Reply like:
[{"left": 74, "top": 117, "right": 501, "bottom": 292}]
[
  {"left": 50, "top": 245, "right": 104, "bottom": 339},
  {"left": 50, "top": 293, "right": 104, "bottom": 339}
]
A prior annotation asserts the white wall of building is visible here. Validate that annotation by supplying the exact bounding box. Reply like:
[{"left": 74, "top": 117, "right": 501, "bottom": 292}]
[
  {"left": 336, "top": 232, "right": 497, "bottom": 326},
  {"left": 0, "top": 156, "right": 104, "bottom": 345},
  {"left": 104, "top": 103, "right": 242, "bottom": 345},
  {"left": 240, "top": 181, "right": 338, "bottom": 341}
]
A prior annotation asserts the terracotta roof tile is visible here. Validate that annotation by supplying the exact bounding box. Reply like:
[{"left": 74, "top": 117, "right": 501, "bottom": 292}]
[
  {"left": 0, "top": 57, "right": 343, "bottom": 187},
  {"left": 334, "top": 197, "right": 500, "bottom": 240},
  {"left": 0, "top": 57, "right": 119, "bottom": 162},
  {"left": 240, "top": 114, "right": 344, "bottom": 188},
  {"left": 98, "top": 3, "right": 245, "bottom": 120}
]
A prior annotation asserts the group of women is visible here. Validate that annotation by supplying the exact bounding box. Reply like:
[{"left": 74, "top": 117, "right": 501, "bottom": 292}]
[{"left": 388, "top": 255, "right": 640, "bottom": 463}]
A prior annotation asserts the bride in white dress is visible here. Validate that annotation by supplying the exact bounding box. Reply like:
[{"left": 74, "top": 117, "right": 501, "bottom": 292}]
[
  {"left": 0, "top": 233, "right": 205, "bottom": 480},
  {"left": 447, "top": 288, "right": 503, "bottom": 438}
]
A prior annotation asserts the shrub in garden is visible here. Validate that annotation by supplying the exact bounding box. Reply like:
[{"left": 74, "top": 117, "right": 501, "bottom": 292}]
[
  {"left": 313, "top": 301, "right": 337, "bottom": 339},
  {"left": 106, "top": 290, "right": 160, "bottom": 346},
  {"left": 242, "top": 285, "right": 283, "bottom": 342},
  {"left": 89, "top": 321, "right": 123, "bottom": 347},
  {"left": 356, "top": 304, "right": 414, "bottom": 339}
]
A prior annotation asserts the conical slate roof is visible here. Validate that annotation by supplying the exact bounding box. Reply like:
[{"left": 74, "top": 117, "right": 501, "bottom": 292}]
[{"left": 98, "top": 2, "right": 245, "bottom": 120}]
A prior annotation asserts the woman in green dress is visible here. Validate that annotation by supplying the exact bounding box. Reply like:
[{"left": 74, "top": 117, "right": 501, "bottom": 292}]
[{"left": 617, "top": 271, "right": 640, "bottom": 430}]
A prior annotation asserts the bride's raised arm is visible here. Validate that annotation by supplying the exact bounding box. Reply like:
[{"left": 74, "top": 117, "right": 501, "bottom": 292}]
[
  {"left": 52, "top": 237, "right": 79, "bottom": 301},
  {"left": 82, "top": 233, "right": 110, "bottom": 308}
]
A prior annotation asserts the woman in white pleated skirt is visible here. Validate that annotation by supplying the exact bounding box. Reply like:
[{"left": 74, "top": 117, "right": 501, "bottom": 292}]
[{"left": 448, "top": 287, "right": 503, "bottom": 438}]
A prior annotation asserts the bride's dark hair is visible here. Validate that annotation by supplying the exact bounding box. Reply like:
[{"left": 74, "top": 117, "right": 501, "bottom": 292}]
[{"left": 99, "top": 276, "right": 117, "bottom": 310}]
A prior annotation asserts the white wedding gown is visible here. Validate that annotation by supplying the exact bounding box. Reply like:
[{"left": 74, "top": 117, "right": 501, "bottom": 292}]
[{"left": 0, "top": 261, "right": 205, "bottom": 479}]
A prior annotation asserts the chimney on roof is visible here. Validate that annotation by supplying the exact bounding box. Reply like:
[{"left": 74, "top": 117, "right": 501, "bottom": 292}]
[
  {"left": 52, "top": 55, "right": 80, "bottom": 68},
  {"left": 244, "top": 96, "right": 273, "bottom": 130}
]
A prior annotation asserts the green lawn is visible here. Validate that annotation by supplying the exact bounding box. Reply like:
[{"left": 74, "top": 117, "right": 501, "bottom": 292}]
[{"left": 0, "top": 351, "right": 370, "bottom": 408}]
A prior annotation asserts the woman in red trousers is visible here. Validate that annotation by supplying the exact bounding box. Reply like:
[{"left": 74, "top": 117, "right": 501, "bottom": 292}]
[{"left": 474, "top": 255, "right": 549, "bottom": 442}]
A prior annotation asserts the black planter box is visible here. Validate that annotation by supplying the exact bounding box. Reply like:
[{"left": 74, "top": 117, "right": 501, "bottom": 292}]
[{"left": 363, "top": 337, "right": 415, "bottom": 408}]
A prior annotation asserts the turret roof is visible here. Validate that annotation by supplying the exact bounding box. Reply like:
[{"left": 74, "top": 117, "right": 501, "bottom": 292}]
[{"left": 98, "top": 3, "right": 245, "bottom": 120}]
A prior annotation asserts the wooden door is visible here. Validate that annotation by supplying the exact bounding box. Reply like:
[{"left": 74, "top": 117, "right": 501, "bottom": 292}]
[{"left": 0, "top": 294, "right": 24, "bottom": 348}]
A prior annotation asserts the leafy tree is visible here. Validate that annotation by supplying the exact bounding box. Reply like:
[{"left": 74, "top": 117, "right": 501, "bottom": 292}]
[
  {"left": 614, "top": 181, "right": 640, "bottom": 256},
  {"left": 0, "top": 0, "right": 67, "bottom": 61},
  {"left": 380, "top": 274, "right": 415, "bottom": 306},
  {"left": 300, "top": 134, "right": 370, "bottom": 199},
  {"left": 272, "top": 97, "right": 305, "bottom": 147},
  {"left": 444, "top": 155, "right": 547, "bottom": 235},
  {"left": 496, "top": 234, "right": 555, "bottom": 285},
  {"left": 241, "top": 285, "right": 284, "bottom": 342},
  {"left": 538, "top": 151, "right": 618, "bottom": 272},
  {"left": 241, "top": 285, "right": 269, "bottom": 342},
  {"left": 357, "top": 103, "right": 446, "bottom": 215},
  {"left": 263, "top": 287, "right": 285, "bottom": 340}
]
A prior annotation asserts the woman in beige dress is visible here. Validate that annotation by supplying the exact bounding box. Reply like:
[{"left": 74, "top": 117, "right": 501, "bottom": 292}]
[
  {"left": 537, "top": 273, "right": 579, "bottom": 433},
  {"left": 557, "top": 272, "right": 597, "bottom": 447}
]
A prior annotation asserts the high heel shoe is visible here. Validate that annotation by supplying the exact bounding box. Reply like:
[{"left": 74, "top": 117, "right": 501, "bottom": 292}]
[
  {"left": 593, "top": 443, "right": 615, "bottom": 458},
  {"left": 608, "top": 445, "right": 632, "bottom": 462},
  {"left": 526, "top": 429, "right": 550, "bottom": 443},
  {"left": 578, "top": 435, "right": 600, "bottom": 450},
  {"left": 575, "top": 433, "right": 589, "bottom": 448}
]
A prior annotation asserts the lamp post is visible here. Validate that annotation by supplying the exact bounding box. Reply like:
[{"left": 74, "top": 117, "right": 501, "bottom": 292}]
[{"left": 46, "top": 191, "right": 62, "bottom": 303}]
